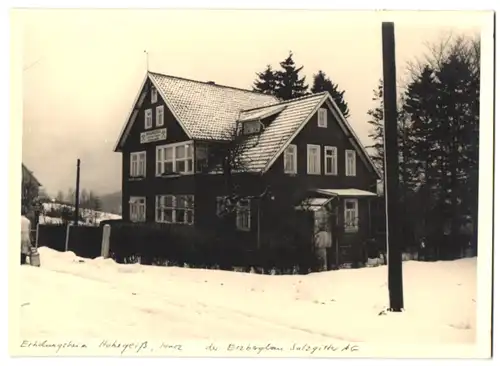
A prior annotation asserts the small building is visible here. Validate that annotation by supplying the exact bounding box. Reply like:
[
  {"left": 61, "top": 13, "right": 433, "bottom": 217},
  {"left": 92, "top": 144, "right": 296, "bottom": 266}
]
[
  {"left": 21, "top": 163, "right": 43, "bottom": 231},
  {"left": 113, "top": 71, "right": 381, "bottom": 266}
]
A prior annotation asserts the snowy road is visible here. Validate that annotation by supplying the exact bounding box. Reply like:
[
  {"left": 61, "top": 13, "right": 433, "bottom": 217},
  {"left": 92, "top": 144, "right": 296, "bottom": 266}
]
[{"left": 18, "top": 248, "right": 477, "bottom": 347}]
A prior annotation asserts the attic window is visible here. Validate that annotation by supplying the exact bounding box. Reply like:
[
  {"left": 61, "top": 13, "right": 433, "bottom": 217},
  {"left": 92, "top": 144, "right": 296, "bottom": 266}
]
[
  {"left": 242, "top": 120, "right": 262, "bottom": 135},
  {"left": 318, "top": 108, "right": 327, "bottom": 128},
  {"left": 151, "top": 87, "right": 158, "bottom": 104}
]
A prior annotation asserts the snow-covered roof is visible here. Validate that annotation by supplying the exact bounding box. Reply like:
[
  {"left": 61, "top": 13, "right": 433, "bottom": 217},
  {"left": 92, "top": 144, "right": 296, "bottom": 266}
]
[
  {"left": 115, "top": 72, "right": 278, "bottom": 150},
  {"left": 239, "top": 93, "right": 328, "bottom": 172},
  {"left": 114, "top": 71, "right": 380, "bottom": 178},
  {"left": 313, "top": 188, "right": 378, "bottom": 197},
  {"left": 237, "top": 104, "right": 287, "bottom": 123},
  {"left": 295, "top": 197, "right": 334, "bottom": 211}
]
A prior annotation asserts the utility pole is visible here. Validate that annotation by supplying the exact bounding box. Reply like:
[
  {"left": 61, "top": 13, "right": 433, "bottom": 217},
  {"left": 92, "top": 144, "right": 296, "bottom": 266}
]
[
  {"left": 382, "top": 22, "right": 404, "bottom": 312},
  {"left": 74, "top": 159, "right": 81, "bottom": 226}
]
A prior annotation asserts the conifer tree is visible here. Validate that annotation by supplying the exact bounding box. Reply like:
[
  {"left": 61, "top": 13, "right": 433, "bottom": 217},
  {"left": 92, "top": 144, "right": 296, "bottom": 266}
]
[
  {"left": 252, "top": 65, "right": 278, "bottom": 95},
  {"left": 275, "top": 51, "right": 309, "bottom": 100}
]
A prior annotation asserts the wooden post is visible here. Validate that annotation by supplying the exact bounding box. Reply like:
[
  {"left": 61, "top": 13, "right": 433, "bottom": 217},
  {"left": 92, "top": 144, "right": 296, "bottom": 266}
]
[
  {"left": 368, "top": 199, "right": 372, "bottom": 237},
  {"left": 101, "top": 224, "right": 111, "bottom": 258},
  {"left": 382, "top": 22, "right": 404, "bottom": 312},
  {"left": 257, "top": 199, "right": 261, "bottom": 249},
  {"left": 35, "top": 223, "right": 40, "bottom": 248},
  {"left": 74, "top": 159, "right": 81, "bottom": 226},
  {"left": 65, "top": 223, "right": 72, "bottom": 252}
]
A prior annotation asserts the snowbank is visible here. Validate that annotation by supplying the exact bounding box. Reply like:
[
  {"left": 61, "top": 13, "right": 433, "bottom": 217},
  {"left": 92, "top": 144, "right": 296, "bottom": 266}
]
[{"left": 18, "top": 247, "right": 477, "bottom": 352}]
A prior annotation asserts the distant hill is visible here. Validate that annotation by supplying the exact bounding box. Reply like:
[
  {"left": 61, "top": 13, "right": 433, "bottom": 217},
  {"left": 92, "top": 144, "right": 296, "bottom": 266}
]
[{"left": 100, "top": 191, "right": 122, "bottom": 215}]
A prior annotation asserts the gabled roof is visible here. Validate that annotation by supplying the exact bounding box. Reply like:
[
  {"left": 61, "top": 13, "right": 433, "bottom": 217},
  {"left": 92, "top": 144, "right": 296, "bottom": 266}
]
[
  {"left": 238, "top": 93, "right": 328, "bottom": 171},
  {"left": 114, "top": 72, "right": 278, "bottom": 151},
  {"left": 114, "top": 71, "right": 380, "bottom": 179},
  {"left": 22, "top": 163, "right": 41, "bottom": 187},
  {"left": 237, "top": 92, "right": 380, "bottom": 179}
]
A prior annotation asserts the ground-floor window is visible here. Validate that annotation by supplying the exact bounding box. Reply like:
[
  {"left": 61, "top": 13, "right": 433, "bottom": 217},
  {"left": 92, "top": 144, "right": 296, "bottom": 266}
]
[
  {"left": 344, "top": 198, "right": 359, "bottom": 233},
  {"left": 236, "top": 199, "right": 251, "bottom": 231},
  {"left": 216, "top": 196, "right": 251, "bottom": 231},
  {"left": 155, "top": 195, "right": 194, "bottom": 224},
  {"left": 129, "top": 196, "right": 146, "bottom": 222}
]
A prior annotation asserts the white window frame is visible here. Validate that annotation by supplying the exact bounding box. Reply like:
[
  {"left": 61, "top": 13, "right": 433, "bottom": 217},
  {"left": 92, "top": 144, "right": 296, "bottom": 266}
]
[
  {"left": 283, "top": 144, "right": 297, "bottom": 174},
  {"left": 156, "top": 105, "right": 164, "bottom": 127},
  {"left": 156, "top": 141, "right": 194, "bottom": 176},
  {"left": 318, "top": 108, "right": 328, "bottom": 128},
  {"left": 324, "top": 146, "right": 338, "bottom": 176},
  {"left": 344, "top": 198, "right": 359, "bottom": 233},
  {"left": 130, "top": 151, "right": 146, "bottom": 177},
  {"left": 145, "top": 108, "right": 153, "bottom": 129},
  {"left": 129, "top": 196, "right": 146, "bottom": 222},
  {"left": 236, "top": 199, "right": 251, "bottom": 231},
  {"left": 307, "top": 144, "right": 321, "bottom": 175},
  {"left": 151, "top": 87, "right": 158, "bottom": 104},
  {"left": 345, "top": 149, "right": 357, "bottom": 176},
  {"left": 155, "top": 195, "right": 194, "bottom": 225}
]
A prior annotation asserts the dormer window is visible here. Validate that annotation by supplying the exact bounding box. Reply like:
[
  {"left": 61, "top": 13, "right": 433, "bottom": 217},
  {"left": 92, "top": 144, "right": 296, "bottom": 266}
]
[
  {"left": 242, "top": 120, "right": 262, "bottom": 135},
  {"left": 151, "top": 87, "right": 158, "bottom": 104}
]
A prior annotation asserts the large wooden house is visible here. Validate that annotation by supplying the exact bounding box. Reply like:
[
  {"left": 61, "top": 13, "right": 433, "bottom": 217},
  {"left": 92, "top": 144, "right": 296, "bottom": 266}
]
[{"left": 114, "top": 72, "right": 381, "bottom": 266}]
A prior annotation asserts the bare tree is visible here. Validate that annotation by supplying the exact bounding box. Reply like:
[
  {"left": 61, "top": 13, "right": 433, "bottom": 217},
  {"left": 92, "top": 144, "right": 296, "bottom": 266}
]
[
  {"left": 405, "top": 32, "right": 480, "bottom": 82},
  {"left": 204, "top": 120, "right": 268, "bottom": 216}
]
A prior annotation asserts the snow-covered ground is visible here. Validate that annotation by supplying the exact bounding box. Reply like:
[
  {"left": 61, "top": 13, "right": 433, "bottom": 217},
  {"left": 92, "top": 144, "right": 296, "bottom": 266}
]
[{"left": 17, "top": 248, "right": 478, "bottom": 356}]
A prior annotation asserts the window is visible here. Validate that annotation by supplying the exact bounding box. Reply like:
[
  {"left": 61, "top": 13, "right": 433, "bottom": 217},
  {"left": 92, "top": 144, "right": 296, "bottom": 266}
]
[
  {"left": 156, "top": 142, "right": 194, "bottom": 175},
  {"left": 324, "top": 146, "right": 338, "bottom": 175},
  {"left": 236, "top": 199, "right": 251, "bottom": 231},
  {"left": 129, "top": 197, "right": 146, "bottom": 222},
  {"left": 130, "top": 151, "right": 146, "bottom": 177},
  {"left": 156, "top": 105, "right": 164, "bottom": 127},
  {"left": 195, "top": 144, "right": 209, "bottom": 173},
  {"left": 242, "top": 121, "right": 262, "bottom": 135},
  {"left": 345, "top": 149, "right": 357, "bottom": 176},
  {"left": 155, "top": 195, "right": 194, "bottom": 224},
  {"left": 151, "top": 87, "right": 158, "bottom": 104},
  {"left": 284, "top": 144, "right": 297, "bottom": 174},
  {"left": 344, "top": 199, "right": 359, "bottom": 232},
  {"left": 318, "top": 108, "right": 328, "bottom": 128},
  {"left": 145, "top": 109, "right": 153, "bottom": 129},
  {"left": 307, "top": 144, "right": 321, "bottom": 175}
]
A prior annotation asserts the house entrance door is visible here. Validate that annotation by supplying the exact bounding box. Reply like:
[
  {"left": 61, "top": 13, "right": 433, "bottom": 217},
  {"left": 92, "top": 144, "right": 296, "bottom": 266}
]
[{"left": 328, "top": 205, "right": 340, "bottom": 269}]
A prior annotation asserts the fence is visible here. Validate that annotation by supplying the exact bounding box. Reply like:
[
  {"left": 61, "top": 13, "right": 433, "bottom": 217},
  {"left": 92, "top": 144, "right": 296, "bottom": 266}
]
[
  {"left": 67, "top": 226, "right": 103, "bottom": 259},
  {"left": 105, "top": 221, "right": 316, "bottom": 272},
  {"left": 36, "top": 223, "right": 105, "bottom": 259}
]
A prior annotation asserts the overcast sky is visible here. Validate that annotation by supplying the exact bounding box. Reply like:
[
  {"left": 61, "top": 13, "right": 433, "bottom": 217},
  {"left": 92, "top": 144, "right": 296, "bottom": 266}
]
[{"left": 20, "top": 9, "right": 484, "bottom": 196}]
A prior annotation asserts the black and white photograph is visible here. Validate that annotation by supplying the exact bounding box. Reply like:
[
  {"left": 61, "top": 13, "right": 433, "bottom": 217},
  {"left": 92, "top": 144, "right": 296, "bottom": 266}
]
[{"left": 7, "top": 6, "right": 495, "bottom": 360}]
